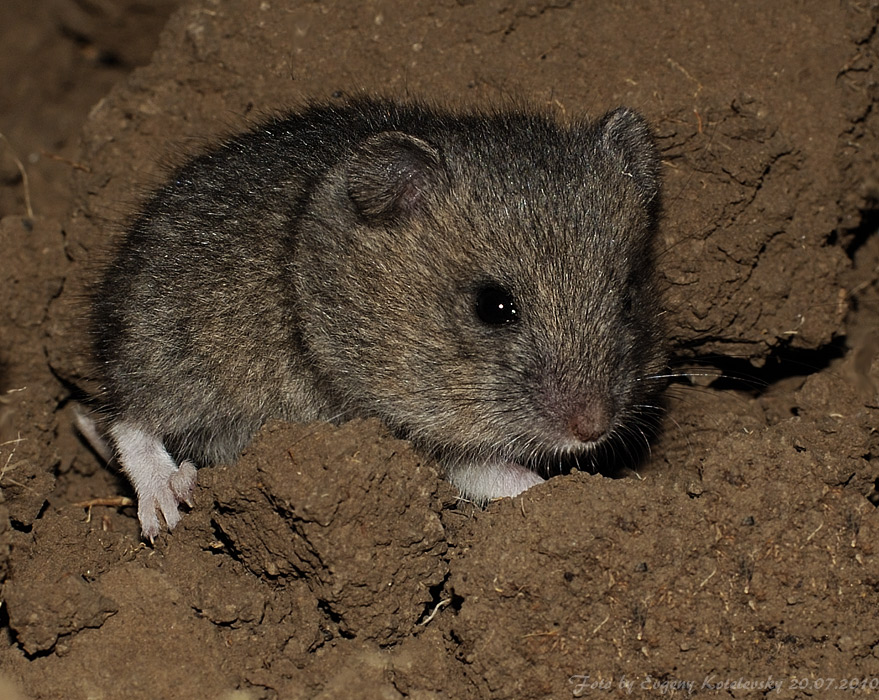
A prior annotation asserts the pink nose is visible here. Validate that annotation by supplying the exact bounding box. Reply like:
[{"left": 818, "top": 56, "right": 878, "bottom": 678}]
[{"left": 568, "top": 404, "right": 610, "bottom": 444}]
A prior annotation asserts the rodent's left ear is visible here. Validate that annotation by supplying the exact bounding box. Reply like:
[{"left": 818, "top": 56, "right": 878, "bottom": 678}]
[
  {"left": 597, "top": 108, "right": 660, "bottom": 207},
  {"left": 346, "top": 131, "right": 447, "bottom": 222}
]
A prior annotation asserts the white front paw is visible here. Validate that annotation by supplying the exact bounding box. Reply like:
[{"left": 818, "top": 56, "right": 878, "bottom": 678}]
[
  {"left": 446, "top": 460, "right": 545, "bottom": 503},
  {"left": 110, "top": 421, "right": 198, "bottom": 541}
]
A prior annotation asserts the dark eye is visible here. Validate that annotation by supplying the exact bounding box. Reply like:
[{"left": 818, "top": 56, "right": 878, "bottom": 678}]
[{"left": 475, "top": 284, "right": 519, "bottom": 325}]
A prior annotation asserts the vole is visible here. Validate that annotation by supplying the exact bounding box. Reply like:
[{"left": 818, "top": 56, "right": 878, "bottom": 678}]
[{"left": 86, "top": 97, "right": 668, "bottom": 541}]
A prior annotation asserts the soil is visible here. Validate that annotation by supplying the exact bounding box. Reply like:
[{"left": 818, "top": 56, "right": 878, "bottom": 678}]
[{"left": 2, "top": 1, "right": 879, "bottom": 698}]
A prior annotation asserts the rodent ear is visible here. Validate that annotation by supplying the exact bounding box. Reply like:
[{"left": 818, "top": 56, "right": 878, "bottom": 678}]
[
  {"left": 597, "top": 107, "right": 660, "bottom": 207},
  {"left": 346, "top": 131, "right": 446, "bottom": 222}
]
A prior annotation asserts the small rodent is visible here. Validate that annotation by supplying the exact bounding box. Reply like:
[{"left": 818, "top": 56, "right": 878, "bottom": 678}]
[{"left": 86, "top": 97, "right": 667, "bottom": 540}]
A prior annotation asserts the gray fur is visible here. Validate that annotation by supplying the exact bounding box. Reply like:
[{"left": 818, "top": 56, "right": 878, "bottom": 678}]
[{"left": 91, "top": 97, "right": 667, "bottom": 538}]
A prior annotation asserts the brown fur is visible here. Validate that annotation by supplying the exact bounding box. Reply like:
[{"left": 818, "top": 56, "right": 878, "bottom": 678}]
[{"left": 92, "top": 97, "right": 667, "bottom": 521}]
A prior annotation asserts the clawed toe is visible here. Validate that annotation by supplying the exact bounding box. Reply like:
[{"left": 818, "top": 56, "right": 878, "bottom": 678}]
[{"left": 170, "top": 460, "right": 198, "bottom": 506}]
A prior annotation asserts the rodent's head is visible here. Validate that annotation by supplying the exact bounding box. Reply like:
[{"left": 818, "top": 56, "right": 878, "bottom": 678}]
[{"left": 294, "top": 106, "right": 667, "bottom": 476}]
